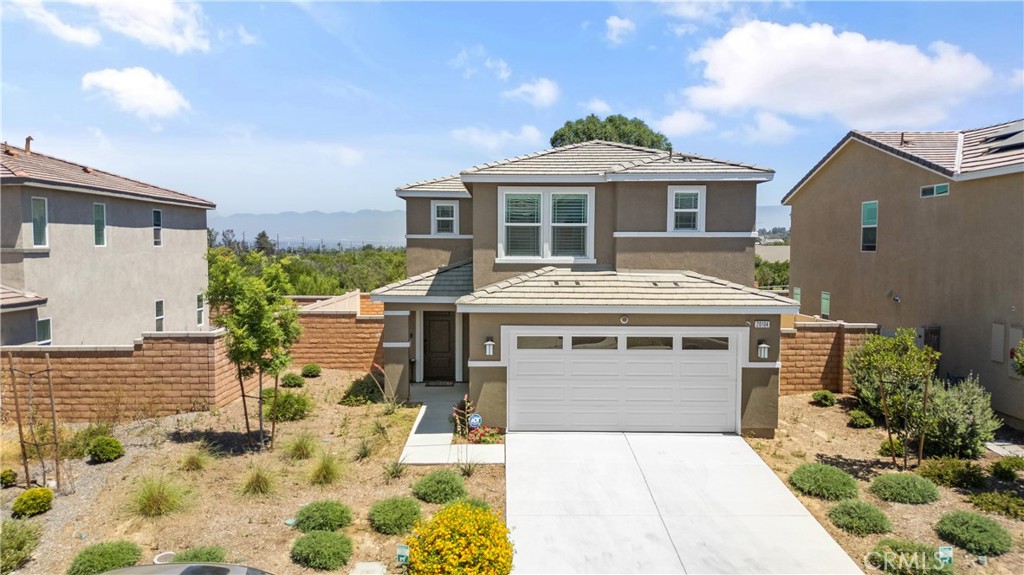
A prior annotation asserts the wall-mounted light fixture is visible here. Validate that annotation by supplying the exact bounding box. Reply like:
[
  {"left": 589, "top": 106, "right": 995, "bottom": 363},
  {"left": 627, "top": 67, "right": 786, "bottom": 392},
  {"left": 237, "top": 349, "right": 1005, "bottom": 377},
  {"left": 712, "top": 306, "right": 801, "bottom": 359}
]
[
  {"left": 757, "top": 339, "right": 770, "bottom": 360},
  {"left": 484, "top": 336, "right": 495, "bottom": 356}
]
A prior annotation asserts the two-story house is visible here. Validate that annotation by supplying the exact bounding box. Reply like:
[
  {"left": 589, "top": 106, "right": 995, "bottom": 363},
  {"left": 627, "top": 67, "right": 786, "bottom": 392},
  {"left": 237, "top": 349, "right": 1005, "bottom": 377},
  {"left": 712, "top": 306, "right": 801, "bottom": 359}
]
[
  {"left": 784, "top": 120, "right": 1024, "bottom": 427},
  {"left": 372, "top": 141, "right": 798, "bottom": 437},
  {"left": 1, "top": 139, "right": 215, "bottom": 346}
]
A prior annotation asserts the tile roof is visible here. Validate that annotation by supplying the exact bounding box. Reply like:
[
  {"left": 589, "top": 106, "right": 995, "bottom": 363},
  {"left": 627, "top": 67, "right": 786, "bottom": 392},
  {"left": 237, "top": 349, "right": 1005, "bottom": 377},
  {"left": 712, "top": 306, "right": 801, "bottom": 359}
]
[
  {"left": 0, "top": 285, "right": 47, "bottom": 312},
  {"left": 371, "top": 259, "right": 474, "bottom": 300},
  {"left": 610, "top": 153, "right": 773, "bottom": 175},
  {"left": 396, "top": 174, "right": 468, "bottom": 194},
  {"left": 456, "top": 268, "right": 798, "bottom": 310},
  {"left": 1, "top": 143, "right": 215, "bottom": 209}
]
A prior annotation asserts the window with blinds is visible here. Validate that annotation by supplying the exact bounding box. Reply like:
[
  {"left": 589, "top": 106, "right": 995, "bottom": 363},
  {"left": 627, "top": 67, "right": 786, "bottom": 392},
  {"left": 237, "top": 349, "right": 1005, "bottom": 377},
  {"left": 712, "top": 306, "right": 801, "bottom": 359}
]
[
  {"left": 500, "top": 188, "right": 593, "bottom": 260},
  {"left": 505, "top": 193, "right": 542, "bottom": 256},
  {"left": 551, "top": 194, "right": 587, "bottom": 256},
  {"left": 673, "top": 191, "right": 700, "bottom": 230}
]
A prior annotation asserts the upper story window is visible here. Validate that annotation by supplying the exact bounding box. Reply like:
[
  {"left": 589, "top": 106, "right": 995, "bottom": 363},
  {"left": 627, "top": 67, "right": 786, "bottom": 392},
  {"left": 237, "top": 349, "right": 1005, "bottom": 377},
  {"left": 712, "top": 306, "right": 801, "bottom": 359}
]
[
  {"left": 921, "top": 183, "right": 949, "bottom": 198},
  {"left": 861, "top": 201, "right": 878, "bottom": 252},
  {"left": 94, "top": 203, "right": 107, "bottom": 246},
  {"left": 152, "top": 209, "right": 162, "bottom": 246},
  {"left": 821, "top": 291, "right": 831, "bottom": 320},
  {"left": 668, "top": 186, "right": 706, "bottom": 232},
  {"left": 498, "top": 187, "right": 594, "bottom": 262},
  {"left": 155, "top": 299, "right": 164, "bottom": 331},
  {"left": 196, "top": 293, "right": 205, "bottom": 326},
  {"left": 431, "top": 201, "right": 458, "bottom": 235},
  {"left": 792, "top": 287, "right": 801, "bottom": 303},
  {"left": 31, "top": 197, "right": 48, "bottom": 247},
  {"left": 36, "top": 318, "right": 52, "bottom": 345}
]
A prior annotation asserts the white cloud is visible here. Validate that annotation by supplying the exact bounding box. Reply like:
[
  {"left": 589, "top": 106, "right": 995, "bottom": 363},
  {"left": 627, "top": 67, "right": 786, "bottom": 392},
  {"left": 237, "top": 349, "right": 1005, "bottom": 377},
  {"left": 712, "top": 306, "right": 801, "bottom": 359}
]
[
  {"left": 485, "top": 58, "right": 511, "bottom": 81},
  {"left": 742, "top": 112, "right": 797, "bottom": 143},
  {"left": 661, "top": 1, "right": 734, "bottom": 22},
  {"left": 236, "top": 24, "right": 258, "bottom": 46},
  {"left": 450, "top": 46, "right": 512, "bottom": 81},
  {"left": 76, "top": 0, "right": 209, "bottom": 54},
  {"left": 503, "top": 78, "right": 560, "bottom": 108},
  {"left": 318, "top": 144, "right": 363, "bottom": 167},
  {"left": 81, "top": 67, "right": 190, "bottom": 120},
  {"left": 451, "top": 125, "right": 544, "bottom": 151},
  {"left": 655, "top": 109, "right": 715, "bottom": 137},
  {"left": 12, "top": 0, "right": 102, "bottom": 46},
  {"left": 605, "top": 16, "right": 636, "bottom": 45},
  {"left": 583, "top": 98, "right": 612, "bottom": 115},
  {"left": 685, "top": 21, "right": 993, "bottom": 128}
]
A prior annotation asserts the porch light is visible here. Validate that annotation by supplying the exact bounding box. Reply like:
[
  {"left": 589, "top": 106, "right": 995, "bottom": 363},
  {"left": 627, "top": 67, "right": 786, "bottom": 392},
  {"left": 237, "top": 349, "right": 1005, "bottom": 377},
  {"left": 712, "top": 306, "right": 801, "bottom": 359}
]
[
  {"left": 485, "top": 337, "right": 495, "bottom": 356},
  {"left": 757, "top": 340, "right": 770, "bottom": 360}
]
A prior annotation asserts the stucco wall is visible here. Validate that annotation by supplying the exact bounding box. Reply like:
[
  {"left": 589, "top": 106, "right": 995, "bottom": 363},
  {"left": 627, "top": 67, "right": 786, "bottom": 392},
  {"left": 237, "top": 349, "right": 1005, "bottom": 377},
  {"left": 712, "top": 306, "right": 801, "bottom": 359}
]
[
  {"left": 614, "top": 181, "right": 757, "bottom": 232},
  {"left": 615, "top": 237, "right": 754, "bottom": 284},
  {"left": 406, "top": 240, "right": 473, "bottom": 276}
]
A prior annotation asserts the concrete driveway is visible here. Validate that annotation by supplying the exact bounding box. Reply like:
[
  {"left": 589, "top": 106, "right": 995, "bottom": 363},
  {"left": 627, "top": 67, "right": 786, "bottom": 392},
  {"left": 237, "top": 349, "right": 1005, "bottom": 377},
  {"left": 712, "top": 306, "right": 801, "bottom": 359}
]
[{"left": 506, "top": 433, "right": 862, "bottom": 574}]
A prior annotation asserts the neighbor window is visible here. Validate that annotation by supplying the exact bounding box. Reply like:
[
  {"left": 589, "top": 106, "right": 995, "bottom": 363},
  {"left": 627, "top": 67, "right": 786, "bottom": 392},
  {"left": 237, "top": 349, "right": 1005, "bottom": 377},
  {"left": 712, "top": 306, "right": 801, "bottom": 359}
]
[
  {"left": 93, "top": 203, "right": 106, "bottom": 246},
  {"left": 669, "top": 186, "right": 705, "bottom": 232},
  {"left": 517, "top": 336, "right": 563, "bottom": 350},
  {"left": 155, "top": 300, "right": 164, "bottom": 332},
  {"left": 920, "top": 183, "right": 949, "bottom": 198},
  {"left": 626, "top": 336, "right": 673, "bottom": 350},
  {"left": 31, "top": 197, "right": 47, "bottom": 247},
  {"left": 431, "top": 201, "right": 458, "bottom": 235},
  {"left": 196, "top": 294, "right": 204, "bottom": 326},
  {"left": 792, "top": 287, "right": 801, "bottom": 303},
  {"left": 36, "top": 318, "right": 51, "bottom": 345},
  {"left": 499, "top": 188, "right": 593, "bottom": 261},
  {"left": 152, "top": 209, "right": 162, "bottom": 246},
  {"left": 861, "top": 201, "right": 878, "bottom": 252},
  {"left": 821, "top": 292, "right": 831, "bottom": 319}
]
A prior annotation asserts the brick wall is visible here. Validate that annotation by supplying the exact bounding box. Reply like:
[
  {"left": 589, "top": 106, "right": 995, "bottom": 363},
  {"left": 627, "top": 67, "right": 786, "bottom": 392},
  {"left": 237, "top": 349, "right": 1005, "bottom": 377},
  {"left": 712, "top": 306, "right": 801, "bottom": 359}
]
[
  {"left": 779, "top": 320, "right": 877, "bottom": 395},
  {"left": 288, "top": 293, "right": 384, "bottom": 372}
]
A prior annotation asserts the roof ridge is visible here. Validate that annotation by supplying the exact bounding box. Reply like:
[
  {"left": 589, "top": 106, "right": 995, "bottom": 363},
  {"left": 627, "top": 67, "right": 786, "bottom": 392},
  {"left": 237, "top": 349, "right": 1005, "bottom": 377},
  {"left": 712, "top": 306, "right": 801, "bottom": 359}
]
[
  {"left": 395, "top": 173, "right": 462, "bottom": 192},
  {"left": 460, "top": 140, "right": 667, "bottom": 175}
]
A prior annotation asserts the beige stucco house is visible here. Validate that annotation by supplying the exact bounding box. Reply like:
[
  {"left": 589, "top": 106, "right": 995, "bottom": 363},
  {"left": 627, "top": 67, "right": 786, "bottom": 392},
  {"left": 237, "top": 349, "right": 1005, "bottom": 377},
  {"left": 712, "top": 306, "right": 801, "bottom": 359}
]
[
  {"left": 1, "top": 140, "right": 215, "bottom": 345},
  {"left": 784, "top": 119, "right": 1024, "bottom": 426},
  {"left": 372, "top": 141, "right": 798, "bottom": 437}
]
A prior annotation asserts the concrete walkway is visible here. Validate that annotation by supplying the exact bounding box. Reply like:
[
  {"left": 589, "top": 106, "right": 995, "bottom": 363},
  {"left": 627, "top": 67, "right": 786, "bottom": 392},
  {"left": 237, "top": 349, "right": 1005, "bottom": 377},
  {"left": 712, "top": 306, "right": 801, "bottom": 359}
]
[{"left": 398, "top": 382, "right": 504, "bottom": 465}]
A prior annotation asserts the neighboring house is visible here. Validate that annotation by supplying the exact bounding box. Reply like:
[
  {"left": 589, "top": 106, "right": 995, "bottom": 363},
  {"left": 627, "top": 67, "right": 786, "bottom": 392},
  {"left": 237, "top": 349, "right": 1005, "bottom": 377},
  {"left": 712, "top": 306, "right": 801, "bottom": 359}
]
[
  {"left": 784, "top": 119, "right": 1024, "bottom": 426},
  {"left": 373, "top": 141, "right": 798, "bottom": 437},
  {"left": 1, "top": 140, "right": 215, "bottom": 345}
]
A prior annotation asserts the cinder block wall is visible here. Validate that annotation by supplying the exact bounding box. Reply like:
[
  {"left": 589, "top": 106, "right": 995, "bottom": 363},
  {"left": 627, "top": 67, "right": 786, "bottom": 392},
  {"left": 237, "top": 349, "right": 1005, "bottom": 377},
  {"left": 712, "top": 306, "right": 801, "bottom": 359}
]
[
  {"left": 779, "top": 321, "right": 877, "bottom": 395},
  {"left": 288, "top": 294, "right": 384, "bottom": 372}
]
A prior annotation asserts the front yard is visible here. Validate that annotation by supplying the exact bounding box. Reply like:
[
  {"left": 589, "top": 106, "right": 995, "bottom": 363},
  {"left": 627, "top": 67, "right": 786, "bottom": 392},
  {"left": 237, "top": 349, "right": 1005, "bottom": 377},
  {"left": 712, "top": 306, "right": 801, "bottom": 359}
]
[{"left": 750, "top": 392, "right": 1024, "bottom": 575}]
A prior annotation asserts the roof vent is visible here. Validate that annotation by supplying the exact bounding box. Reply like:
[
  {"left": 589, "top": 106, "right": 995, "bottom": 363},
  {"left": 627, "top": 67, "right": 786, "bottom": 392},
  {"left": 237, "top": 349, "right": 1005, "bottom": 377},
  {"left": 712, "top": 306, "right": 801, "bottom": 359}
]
[
  {"left": 83, "top": 166, "right": 93, "bottom": 174},
  {"left": 24, "top": 136, "right": 33, "bottom": 155}
]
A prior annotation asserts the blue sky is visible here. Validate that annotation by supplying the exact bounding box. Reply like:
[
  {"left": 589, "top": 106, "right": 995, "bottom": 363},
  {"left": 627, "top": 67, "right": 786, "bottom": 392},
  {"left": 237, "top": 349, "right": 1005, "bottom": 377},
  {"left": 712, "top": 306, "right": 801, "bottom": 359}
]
[{"left": 3, "top": 1, "right": 1022, "bottom": 227}]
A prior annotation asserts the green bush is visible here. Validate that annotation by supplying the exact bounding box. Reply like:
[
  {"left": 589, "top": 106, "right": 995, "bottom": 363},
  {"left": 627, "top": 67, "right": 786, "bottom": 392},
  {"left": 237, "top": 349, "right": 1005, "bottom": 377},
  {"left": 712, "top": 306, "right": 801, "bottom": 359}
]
[
  {"left": 845, "top": 329, "right": 939, "bottom": 424},
  {"left": 301, "top": 363, "right": 322, "bottom": 378},
  {"left": 879, "top": 438, "right": 904, "bottom": 457},
  {"left": 308, "top": 452, "right": 342, "bottom": 486},
  {"left": 969, "top": 490, "right": 1024, "bottom": 520},
  {"left": 1, "top": 469, "right": 16, "bottom": 488},
  {"left": 339, "top": 372, "right": 383, "bottom": 406},
  {"left": 934, "top": 510, "right": 1012, "bottom": 556},
  {"left": 412, "top": 469, "right": 467, "bottom": 504},
  {"left": 1014, "top": 338, "right": 1024, "bottom": 377},
  {"left": 916, "top": 457, "right": 986, "bottom": 489},
  {"left": 263, "top": 390, "right": 313, "bottom": 422},
  {"left": 11, "top": 487, "right": 53, "bottom": 518},
  {"left": 444, "top": 497, "right": 491, "bottom": 511},
  {"left": 925, "top": 376, "right": 1002, "bottom": 459},
  {"left": 828, "top": 500, "right": 891, "bottom": 535},
  {"left": 868, "top": 539, "right": 953, "bottom": 575},
  {"left": 284, "top": 431, "right": 317, "bottom": 461},
  {"left": 787, "top": 463, "right": 858, "bottom": 500},
  {"left": 294, "top": 500, "right": 353, "bottom": 532},
  {"left": 281, "top": 373, "right": 305, "bottom": 388},
  {"left": 180, "top": 443, "right": 213, "bottom": 472},
  {"left": 990, "top": 455, "right": 1024, "bottom": 481},
  {"left": 62, "top": 424, "right": 114, "bottom": 459},
  {"left": 86, "top": 436, "right": 125, "bottom": 463},
  {"left": 847, "top": 410, "right": 874, "bottom": 428},
  {"left": 239, "top": 463, "right": 276, "bottom": 498},
  {"left": 812, "top": 390, "right": 836, "bottom": 407},
  {"left": 66, "top": 541, "right": 142, "bottom": 575},
  {"left": 132, "top": 475, "right": 187, "bottom": 516},
  {"left": 368, "top": 496, "right": 421, "bottom": 535},
  {"left": 406, "top": 501, "right": 512, "bottom": 575},
  {"left": 171, "top": 546, "right": 226, "bottom": 563},
  {"left": 290, "top": 531, "right": 352, "bottom": 570},
  {"left": 1, "top": 519, "right": 41, "bottom": 575},
  {"left": 869, "top": 473, "right": 939, "bottom": 504}
]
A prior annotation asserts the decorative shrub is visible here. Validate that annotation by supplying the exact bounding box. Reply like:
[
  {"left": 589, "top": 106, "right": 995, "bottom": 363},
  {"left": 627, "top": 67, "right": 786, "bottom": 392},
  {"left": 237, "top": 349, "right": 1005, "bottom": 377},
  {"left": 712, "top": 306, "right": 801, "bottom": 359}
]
[
  {"left": 869, "top": 473, "right": 939, "bottom": 504},
  {"left": 868, "top": 539, "right": 952, "bottom": 575},
  {"left": 455, "top": 459, "right": 479, "bottom": 478},
  {"left": 294, "top": 500, "right": 353, "bottom": 532},
  {"left": 263, "top": 391, "right": 313, "bottom": 422},
  {"left": 63, "top": 424, "right": 114, "bottom": 459},
  {"left": 66, "top": 541, "right": 142, "bottom": 575},
  {"left": 339, "top": 372, "right": 383, "bottom": 405},
  {"left": 301, "top": 363, "right": 322, "bottom": 378},
  {"left": 1, "top": 469, "right": 16, "bottom": 488},
  {"left": 845, "top": 329, "right": 939, "bottom": 423},
  {"left": 284, "top": 431, "right": 317, "bottom": 461},
  {"left": 812, "top": 390, "right": 836, "bottom": 407},
  {"left": 171, "top": 546, "right": 226, "bottom": 563},
  {"left": 407, "top": 500, "right": 513, "bottom": 575},
  {"left": 290, "top": 531, "right": 352, "bottom": 570},
  {"left": 11, "top": 487, "right": 53, "bottom": 518},
  {"left": 382, "top": 459, "right": 407, "bottom": 483},
  {"left": 369, "top": 496, "right": 421, "bottom": 535},
  {"left": 239, "top": 463, "right": 276, "bottom": 498},
  {"left": 281, "top": 373, "right": 305, "bottom": 388},
  {"left": 969, "top": 490, "right": 1024, "bottom": 520},
  {"left": 87, "top": 436, "right": 125, "bottom": 463},
  {"left": 132, "top": 475, "right": 187, "bottom": 516},
  {"left": 787, "top": 463, "right": 857, "bottom": 500},
  {"left": 354, "top": 437, "right": 375, "bottom": 461},
  {"left": 180, "top": 443, "right": 213, "bottom": 472},
  {"left": 1014, "top": 337, "right": 1024, "bottom": 377},
  {"left": 916, "top": 457, "right": 986, "bottom": 489},
  {"left": 445, "top": 497, "right": 491, "bottom": 510},
  {"left": 925, "top": 376, "right": 1002, "bottom": 459},
  {"left": 468, "top": 426, "right": 504, "bottom": 444},
  {"left": 1, "top": 519, "right": 41, "bottom": 575},
  {"left": 309, "top": 452, "right": 342, "bottom": 486},
  {"left": 878, "top": 438, "right": 904, "bottom": 457},
  {"left": 934, "top": 510, "right": 1012, "bottom": 556},
  {"left": 412, "top": 469, "right": 467, "bottom": 504},
  {"left": 828, "top": 500, "right": 891, "bottom": 536},
  {"left": 990, "top": 455, "right": 1024, "bottom": 481},
  {"left": 847, "top": 410, "right": 874, "bottom": 428}
]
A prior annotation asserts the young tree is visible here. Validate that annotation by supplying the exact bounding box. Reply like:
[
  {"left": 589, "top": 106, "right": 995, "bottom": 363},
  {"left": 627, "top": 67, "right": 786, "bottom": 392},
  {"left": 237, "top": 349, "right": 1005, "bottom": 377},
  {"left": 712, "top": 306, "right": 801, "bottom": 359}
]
[
  {"left": 550, "top": 114, "right": 671, "bottom": 150},
  {"left": 253, "top": 230, "right": 274, "bottom": 254}
]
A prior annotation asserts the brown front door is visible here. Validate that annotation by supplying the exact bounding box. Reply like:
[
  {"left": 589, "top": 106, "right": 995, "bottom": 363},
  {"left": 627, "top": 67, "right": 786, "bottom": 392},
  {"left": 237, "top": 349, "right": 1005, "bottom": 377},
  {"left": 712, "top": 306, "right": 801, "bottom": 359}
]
[{"left": 423, "top": 311, "right": 455, "bottom": 380}]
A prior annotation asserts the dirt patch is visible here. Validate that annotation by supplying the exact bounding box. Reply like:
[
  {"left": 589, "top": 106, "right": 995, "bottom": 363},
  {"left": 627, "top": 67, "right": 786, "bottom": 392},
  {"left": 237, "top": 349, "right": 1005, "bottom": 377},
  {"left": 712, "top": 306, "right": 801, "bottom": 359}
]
[
  {"left": 747, "top": 393, "right": 1023, "bottom": 575},
  {"left": 2, "top": 369, "right": 505, "bottom": 574}
]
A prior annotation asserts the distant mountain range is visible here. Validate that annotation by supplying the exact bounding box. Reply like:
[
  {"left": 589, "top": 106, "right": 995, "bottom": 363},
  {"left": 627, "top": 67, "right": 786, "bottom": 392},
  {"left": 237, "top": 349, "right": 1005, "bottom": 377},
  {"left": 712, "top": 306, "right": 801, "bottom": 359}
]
[{"left": 209, "top": 205, "right": 790, "bottom": 249}]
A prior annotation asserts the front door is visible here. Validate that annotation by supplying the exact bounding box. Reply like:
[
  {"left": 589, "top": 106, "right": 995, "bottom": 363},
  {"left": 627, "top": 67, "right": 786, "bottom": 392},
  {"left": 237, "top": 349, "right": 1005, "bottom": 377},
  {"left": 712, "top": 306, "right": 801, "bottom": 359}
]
[{"left": 423, "top": 311, "right": 455, "bottom": 380}]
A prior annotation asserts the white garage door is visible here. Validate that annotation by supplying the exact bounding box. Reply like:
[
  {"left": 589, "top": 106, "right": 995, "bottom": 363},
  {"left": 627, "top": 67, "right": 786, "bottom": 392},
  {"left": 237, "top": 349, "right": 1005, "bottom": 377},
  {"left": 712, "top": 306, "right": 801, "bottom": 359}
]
[{"left": 507, "top": 327, "right": 743, "bottom": 433}]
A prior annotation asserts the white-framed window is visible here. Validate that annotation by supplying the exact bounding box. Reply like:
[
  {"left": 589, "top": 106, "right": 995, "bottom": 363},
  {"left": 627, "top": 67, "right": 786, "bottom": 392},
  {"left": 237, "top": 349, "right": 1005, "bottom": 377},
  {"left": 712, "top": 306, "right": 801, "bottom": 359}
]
[
  {"left": 36, "top": 318, "right": 51, "bottom": 345},
  {"left": 93, "top": 203, "right": 106, "bottom": 247},
  {"left": 821, "top": 291, "right": 831, "bottom": 320},
  {"left": 196, "top": 293, "right": 205, "bottom": 326},
  {"left": 155, "top": 300, "right": 164, "bottom": 331},
  {"left": 861, "top": 201, "right": 877, "bottom": 252},
  {"left": 497, "top": 187, "right": 595, "bottom": 263},
  {"left": 920, "top": 183, "right": 949, "bottom": 198},
  {"left": 31, "top": 197, "right": 48, "bottom": 247},
  {"left": 152, "top": 209, "right": 162, "bottom": 246},
  {"left": 431, "top": 200, "right": 458, "bottom": 235},
  {"left": 667, "top": 185, "right": 706, "bottom": 232}
]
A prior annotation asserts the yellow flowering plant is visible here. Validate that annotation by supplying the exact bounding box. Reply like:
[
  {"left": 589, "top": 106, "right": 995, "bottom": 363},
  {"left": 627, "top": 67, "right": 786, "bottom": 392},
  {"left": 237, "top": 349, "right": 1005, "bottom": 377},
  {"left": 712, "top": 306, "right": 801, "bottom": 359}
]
[{"left": 406, "top": 500, "right": 513, "bottom": 575}]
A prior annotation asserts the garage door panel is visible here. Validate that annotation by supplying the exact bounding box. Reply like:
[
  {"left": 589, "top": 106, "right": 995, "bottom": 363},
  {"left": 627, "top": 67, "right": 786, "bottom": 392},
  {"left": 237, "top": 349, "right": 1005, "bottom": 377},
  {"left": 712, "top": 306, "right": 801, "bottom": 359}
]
[
  {"left": 514, "top": 383, "right": 567, "bottom": 402},
  {"left": 679, "top": 360, "right": 736, "bottom": 379},
  {"left": 568, "top": 382, "right": 621, "bottom": 402},
  {"left": 568, "top": 408, "right": 623, "bottom": 429},
  {"left": 513, "top": 359, "right": 566, "bottom": 377},
  {"left": 567, "top": 360, "right": 622, "bottom": 378},
  {"left": 622, "top": 384, "right": 677, "bottom": 402},
  {"left": 623, "top": 360, "right": 677, "bottom": 377}
]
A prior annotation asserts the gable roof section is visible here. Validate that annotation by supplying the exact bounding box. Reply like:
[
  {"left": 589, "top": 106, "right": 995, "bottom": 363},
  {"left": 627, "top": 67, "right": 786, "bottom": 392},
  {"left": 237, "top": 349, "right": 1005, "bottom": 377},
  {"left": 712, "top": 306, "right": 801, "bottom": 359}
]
[
  {"left": 456, "top": 267, "right": 798, "bottom": 314},
  {"left": 783, "top": 119, "right": 1024, "bottom": 205},
  {"left": 0, "top": 285, "right": 47, "bottom": 312},
  {"left": 370, "top": 259, "right": 473, "bottom": 302},
  {"left": 1, "top": 144, "right": 216, "bottom": 209},
  {"left": 395, "top": 174, "right": 469, "bottom": 196}
]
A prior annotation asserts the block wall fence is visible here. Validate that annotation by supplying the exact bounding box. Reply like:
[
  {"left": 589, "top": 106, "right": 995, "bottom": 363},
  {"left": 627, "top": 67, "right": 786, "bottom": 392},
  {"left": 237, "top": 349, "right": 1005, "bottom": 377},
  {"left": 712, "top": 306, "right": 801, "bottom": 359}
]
[{"left": 779, "top": 319, "right": 877, "bottom": 395}]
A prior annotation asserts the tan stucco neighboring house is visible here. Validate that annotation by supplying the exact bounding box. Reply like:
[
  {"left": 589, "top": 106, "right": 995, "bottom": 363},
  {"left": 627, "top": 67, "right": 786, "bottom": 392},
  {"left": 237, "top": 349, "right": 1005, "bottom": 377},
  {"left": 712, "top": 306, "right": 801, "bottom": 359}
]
[
  {"left": 373, "top": 140, "right": 798, "bottom": 437},
  {"left": 784, "top": 119, "right": 1024, "bottom": 426},
  {"left": 1, "top": 140, "right": 215, "bottom": 345}
]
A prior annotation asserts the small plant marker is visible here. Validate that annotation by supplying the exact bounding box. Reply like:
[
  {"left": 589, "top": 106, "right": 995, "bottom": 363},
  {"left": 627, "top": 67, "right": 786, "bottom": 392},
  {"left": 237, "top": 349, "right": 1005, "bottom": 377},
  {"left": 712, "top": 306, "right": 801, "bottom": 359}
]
[
  {"left": 938, "top": 546, "right": 953, "bottom": 566},
  {"left": 396, "top": 544, "right": 409, "bottom": 565}
]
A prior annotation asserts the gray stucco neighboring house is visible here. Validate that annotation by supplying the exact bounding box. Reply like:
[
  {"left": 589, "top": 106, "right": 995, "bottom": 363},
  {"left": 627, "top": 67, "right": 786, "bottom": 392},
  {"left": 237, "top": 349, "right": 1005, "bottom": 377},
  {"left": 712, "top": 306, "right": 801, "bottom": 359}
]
[{"left": 1, "top": 139, "right": 216, "bottom": 345}]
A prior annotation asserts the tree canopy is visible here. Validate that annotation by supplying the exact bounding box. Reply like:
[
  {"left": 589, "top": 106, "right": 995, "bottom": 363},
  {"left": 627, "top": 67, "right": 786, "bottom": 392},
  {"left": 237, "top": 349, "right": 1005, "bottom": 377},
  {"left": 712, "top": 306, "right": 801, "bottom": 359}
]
[{"left": 550, "top": 114, "right": 671, "bottom": 150}]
